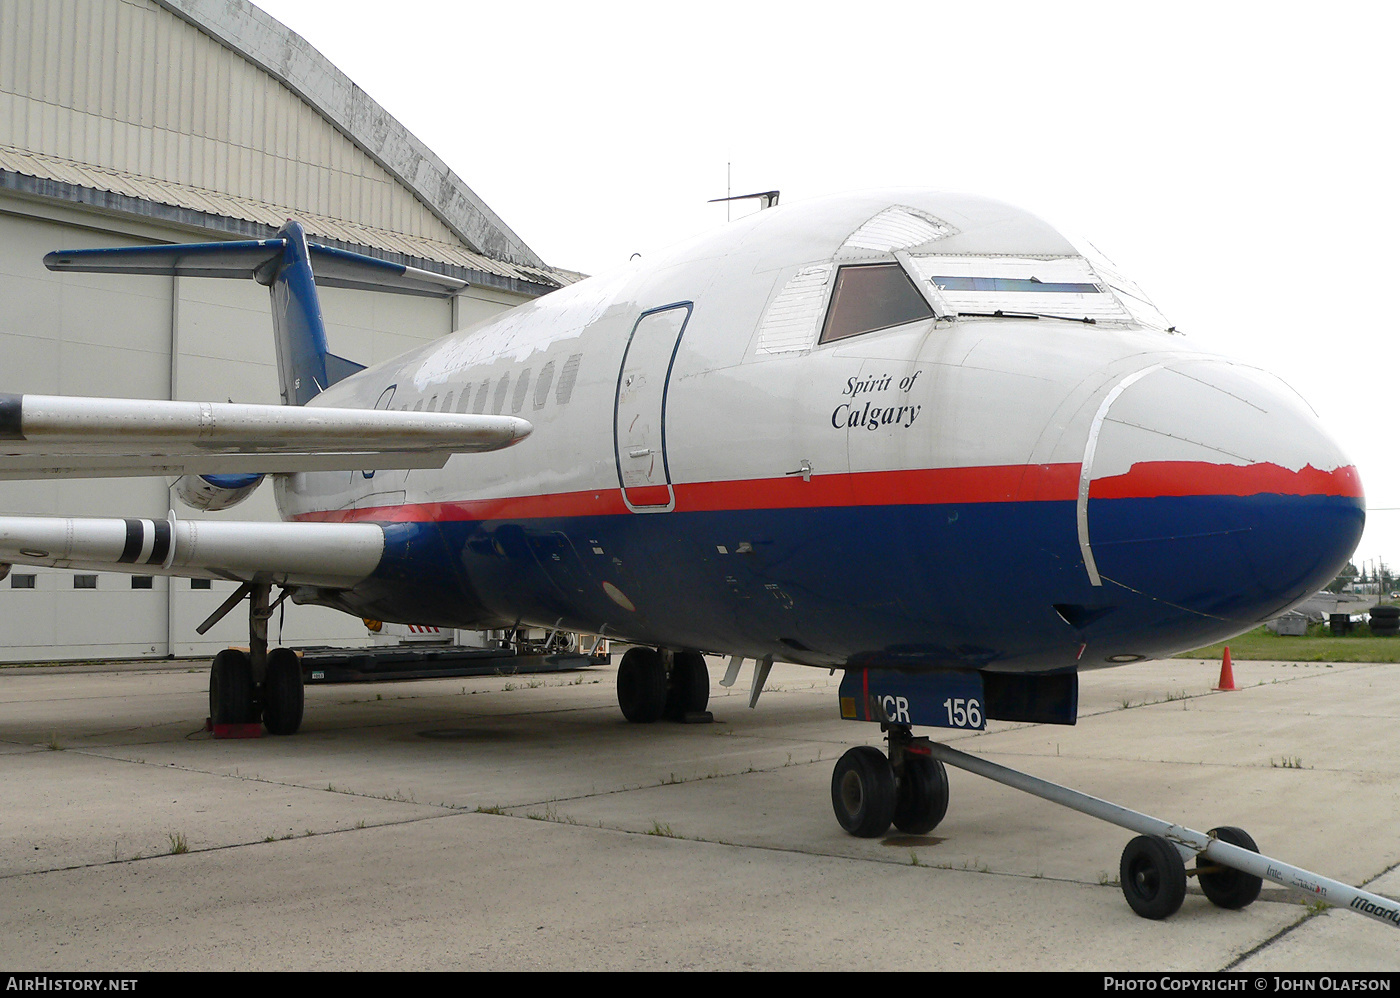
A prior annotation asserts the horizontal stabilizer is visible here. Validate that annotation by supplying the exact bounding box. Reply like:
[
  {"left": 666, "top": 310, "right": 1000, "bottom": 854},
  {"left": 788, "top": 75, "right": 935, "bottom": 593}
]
[
  {"left": 0, "top": 393, "right": 531, "bottom": 480},
  {"left": 0, "top": 515, "right": 384, "bottom": 588},
  {"left": 43, "top": 239, "right": 466, "bottom": 297},
  {"left": 323, "top": 353, "right": 367, "bottom": 383}
]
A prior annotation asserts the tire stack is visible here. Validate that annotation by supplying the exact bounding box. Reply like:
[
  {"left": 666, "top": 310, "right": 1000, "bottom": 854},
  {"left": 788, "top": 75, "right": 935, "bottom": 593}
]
[{"left": 1369, "top": 605, "right": 1400, "bottom": 636}]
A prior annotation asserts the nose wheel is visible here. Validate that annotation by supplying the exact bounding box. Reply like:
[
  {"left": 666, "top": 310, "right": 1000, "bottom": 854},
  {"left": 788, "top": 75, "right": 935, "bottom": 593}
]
[
  {"left": 830, "top": 728, "right": 950, "bottom": 837},
  {"left": 831, "top": 746, "right": 896, "bottom": 837}
]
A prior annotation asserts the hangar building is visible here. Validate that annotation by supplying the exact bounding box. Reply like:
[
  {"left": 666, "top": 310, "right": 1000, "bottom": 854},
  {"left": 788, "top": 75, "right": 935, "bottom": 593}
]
[{"left": 0, "top": 0, "right": 571, "bottom": 660}]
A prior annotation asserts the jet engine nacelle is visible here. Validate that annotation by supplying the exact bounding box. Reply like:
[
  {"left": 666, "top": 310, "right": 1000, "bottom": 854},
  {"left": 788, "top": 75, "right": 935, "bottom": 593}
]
[{"left": 173, "top": 473, "right": 265, "bottom": 511}]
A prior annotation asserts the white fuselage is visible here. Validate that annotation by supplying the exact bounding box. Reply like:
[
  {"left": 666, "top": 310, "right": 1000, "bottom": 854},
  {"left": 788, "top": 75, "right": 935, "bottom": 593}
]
[{"left": 274, "top": 191, "right": 1362, "bottom": 672}]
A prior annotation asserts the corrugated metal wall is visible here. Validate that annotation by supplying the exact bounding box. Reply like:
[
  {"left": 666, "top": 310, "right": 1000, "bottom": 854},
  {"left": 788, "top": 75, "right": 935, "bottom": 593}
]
[{"left": 0, "top": 0, "right": 462, "bottom": 248}]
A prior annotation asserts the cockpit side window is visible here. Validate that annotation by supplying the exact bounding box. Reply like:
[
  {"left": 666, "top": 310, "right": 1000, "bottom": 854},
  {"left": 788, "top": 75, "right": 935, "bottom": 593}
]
[{"left": 819, "top": 263, "right": 934, "bottom": 344}]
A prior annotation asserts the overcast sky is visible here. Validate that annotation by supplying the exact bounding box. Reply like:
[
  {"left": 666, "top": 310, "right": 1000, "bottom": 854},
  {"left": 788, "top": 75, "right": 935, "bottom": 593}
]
[{"left": 256, "top": 0, "right": 1400, "bottom": 572}]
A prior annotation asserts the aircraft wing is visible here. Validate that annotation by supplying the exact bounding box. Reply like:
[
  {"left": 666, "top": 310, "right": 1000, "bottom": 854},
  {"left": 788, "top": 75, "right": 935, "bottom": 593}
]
[
  {"left": 0, "top": 393, "right": 531, "bottom": 480},
  {"left": 0, "top": 514, "right": 384, "bottom": 589}
]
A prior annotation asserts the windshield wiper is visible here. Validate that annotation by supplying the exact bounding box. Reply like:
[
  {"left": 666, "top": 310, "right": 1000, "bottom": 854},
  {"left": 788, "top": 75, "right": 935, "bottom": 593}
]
[{"left": 960, "top": 310, "right": 1097, "bottom": 324}]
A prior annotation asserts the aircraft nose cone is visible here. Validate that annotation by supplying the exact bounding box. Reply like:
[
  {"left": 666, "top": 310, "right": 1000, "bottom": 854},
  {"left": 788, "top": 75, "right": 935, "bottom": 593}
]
[{"left": 1082, "top": 359, "right": 1363, "bottom": 627}]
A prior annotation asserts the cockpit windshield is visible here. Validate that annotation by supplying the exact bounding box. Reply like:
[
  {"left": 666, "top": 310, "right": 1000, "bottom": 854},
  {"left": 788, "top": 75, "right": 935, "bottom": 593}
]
[
  {"left": 819, "top": 263, "right": 934, "bottom": 344},
  {"left": 905, "top": 253, "right": 1170, "bottom": 329}
]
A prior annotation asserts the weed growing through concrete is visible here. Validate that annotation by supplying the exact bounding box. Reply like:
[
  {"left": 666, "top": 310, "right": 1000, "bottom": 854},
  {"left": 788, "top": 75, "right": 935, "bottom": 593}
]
[
  {"left": 1272, "top": 756, "right": 1305, "bottom": 769},
  {"left": 646, "top": 821, "right": 676, "bottom": 838},
  {"left": 167, "top": 832, "right": 188, "bottom": 855}
]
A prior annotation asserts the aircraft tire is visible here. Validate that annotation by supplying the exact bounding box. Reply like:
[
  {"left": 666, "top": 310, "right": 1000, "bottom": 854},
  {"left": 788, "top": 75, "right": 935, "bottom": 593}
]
[
  {"left": 1198, "top": 826, "right": 1263, "bottom": 910},
  {"left": 664, "top": 651, "right": 709, "bottom": 719},
  {"left": 892, "top": 755, "right": 949, "bottom": 834},
  {"left": 617, "top": 647, "right": 667, "bottom": 723},
  {"left": 1120, "top": 835, "right": 1187, "bottom": 919},
  {"left": 831, "top": 746, "right": 896, "bottom": 838},
  {"left": 209, "top": 648, "right": 254, "bottom": 725},
  {"left": 262, "top": 647, "right": 305, "bottom": 736}
]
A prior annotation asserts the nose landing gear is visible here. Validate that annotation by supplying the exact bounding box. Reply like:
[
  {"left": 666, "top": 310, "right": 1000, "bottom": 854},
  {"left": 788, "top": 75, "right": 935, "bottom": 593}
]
[
  {"left": 828, "top": 737, "right": 1395, "bottom": 928},
  {"left": 830, "top": 726, "right": 950, "bottom": 837}
]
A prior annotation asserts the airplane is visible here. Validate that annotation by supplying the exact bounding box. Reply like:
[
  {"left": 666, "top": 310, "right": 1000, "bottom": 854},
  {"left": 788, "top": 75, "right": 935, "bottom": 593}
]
[{"left": 0, "top": 190, "right": 1365, "bottom": 919}]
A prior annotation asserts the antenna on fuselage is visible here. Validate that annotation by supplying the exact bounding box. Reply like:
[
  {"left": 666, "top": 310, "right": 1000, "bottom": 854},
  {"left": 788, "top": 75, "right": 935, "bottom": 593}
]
[{"left": 709, "top": 190, "right": 781, "bottom": 215}]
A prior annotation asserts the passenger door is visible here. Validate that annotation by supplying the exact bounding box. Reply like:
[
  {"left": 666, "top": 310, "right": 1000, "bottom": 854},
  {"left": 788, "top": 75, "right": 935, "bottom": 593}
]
[{"left": 613, "top": 303, "right": 691, "bottom": 511}]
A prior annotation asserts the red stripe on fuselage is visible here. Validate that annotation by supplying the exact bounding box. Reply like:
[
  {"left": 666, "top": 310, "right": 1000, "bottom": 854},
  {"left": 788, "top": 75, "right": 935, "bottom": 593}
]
[
  {"left": 1089, "top": 461, "right": 1364, "bottom": 501},
  {"left": 294, "top": 461, "right": 1360, "bottom": 524}
]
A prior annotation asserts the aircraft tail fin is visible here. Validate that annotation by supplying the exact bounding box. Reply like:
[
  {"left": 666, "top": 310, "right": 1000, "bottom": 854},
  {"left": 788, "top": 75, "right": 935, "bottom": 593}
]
[
  {"left": 265, "top": 222, "right": 333, "bottom": 406},
  {"left": 44, "top": 222, "right": 464, "bottom": 406}
]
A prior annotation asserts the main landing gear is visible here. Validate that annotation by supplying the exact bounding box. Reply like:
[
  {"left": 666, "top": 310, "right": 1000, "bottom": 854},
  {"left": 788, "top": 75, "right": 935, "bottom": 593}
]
[
  {"left": 616, "top": 647, "right": 711, "bottom": 723},
  {"left": 829, "top": 735, "right": 1400, "bottom": 928},
  {"left": 205, "top": 582, "right": 305, "bottom": 735}
]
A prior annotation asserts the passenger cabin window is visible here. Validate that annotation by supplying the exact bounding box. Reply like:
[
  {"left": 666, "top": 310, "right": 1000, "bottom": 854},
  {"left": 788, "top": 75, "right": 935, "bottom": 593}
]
[{"left": 820, "top": 263, "right": 933, "bottom": 344}]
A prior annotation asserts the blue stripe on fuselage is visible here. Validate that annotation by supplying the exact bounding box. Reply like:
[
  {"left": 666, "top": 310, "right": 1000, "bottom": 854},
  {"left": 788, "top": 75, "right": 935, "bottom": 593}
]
[{"left": 333, "top": 492, "right": 1362, "bottom": 673}]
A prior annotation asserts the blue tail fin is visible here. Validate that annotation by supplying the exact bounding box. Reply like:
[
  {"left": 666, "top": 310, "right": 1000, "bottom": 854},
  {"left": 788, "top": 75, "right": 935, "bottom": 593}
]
[
  {"left": 266, "top": 221, "right": 340, "bottom": 405},
  {"left": 44, "top": 222, "right": 464, "bottom": 405}
]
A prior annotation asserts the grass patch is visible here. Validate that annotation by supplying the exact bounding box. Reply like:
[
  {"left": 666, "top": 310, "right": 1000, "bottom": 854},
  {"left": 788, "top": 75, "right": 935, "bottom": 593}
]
[{"left": 1178, "top": 625, "right": 1400, "bottom": 663}]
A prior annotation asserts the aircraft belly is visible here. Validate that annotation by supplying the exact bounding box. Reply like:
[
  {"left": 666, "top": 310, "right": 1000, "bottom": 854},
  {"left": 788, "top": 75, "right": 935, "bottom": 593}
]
[{"left": 335, "top": 497, "right": 1089, "bottom": 669}]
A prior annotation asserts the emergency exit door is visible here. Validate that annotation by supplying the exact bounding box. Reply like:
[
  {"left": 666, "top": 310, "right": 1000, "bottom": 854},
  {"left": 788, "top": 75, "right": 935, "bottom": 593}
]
[{"left": 613, "top": 303, "right": 691, "bottom": 511}]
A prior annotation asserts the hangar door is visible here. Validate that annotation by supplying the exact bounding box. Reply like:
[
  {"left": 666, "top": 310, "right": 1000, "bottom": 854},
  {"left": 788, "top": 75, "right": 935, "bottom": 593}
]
[{"left": 613, "top": 303, "right": 692, "bottom": 511}]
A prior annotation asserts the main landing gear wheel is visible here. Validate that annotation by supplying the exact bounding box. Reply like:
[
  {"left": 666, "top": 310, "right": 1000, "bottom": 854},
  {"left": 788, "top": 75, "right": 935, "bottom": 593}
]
[
  {"left": 893, "top": 755, "right": 949, "bottom": 835},
  {"left": 665, "top": 651, "right": 710, "bottom": 720},
  {"left": 1120, "top": 834, "right": 1187, "bottom": 920},
  {"left": 209, "top": 648, "right": 254, "bottom": 725},
  {"left": 1198, "top": 826, "right": 1263, "bottom": 910},
  {"left": 617, "top": 647, "right": 667, "bottom": 723},
  {"left": 261, "top": 647, "right": 305, "bottom": 736},
  {"left": 831, "top": 746, "right": 896, "bottom": 838}
]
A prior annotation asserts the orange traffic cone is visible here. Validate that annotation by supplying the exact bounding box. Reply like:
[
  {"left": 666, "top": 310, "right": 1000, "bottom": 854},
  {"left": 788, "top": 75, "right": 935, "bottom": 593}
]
[{"left": 1215, "top": 646, "right": 1236, "bottom": 691}]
